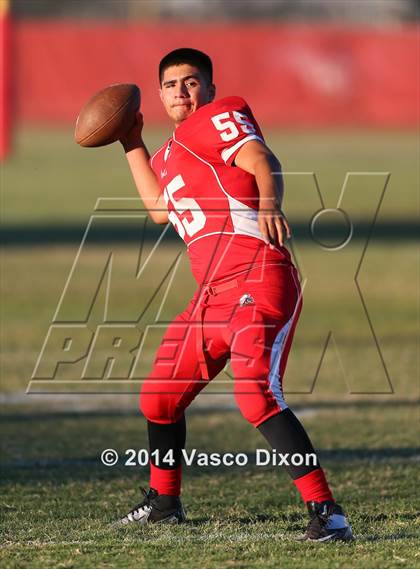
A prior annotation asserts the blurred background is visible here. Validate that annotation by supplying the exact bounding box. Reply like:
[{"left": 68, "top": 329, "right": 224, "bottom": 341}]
[
  {"left": 1, "top": 2, "right": 419, "bottom": 562},
  {"left": 1, "top": 0, "right": 418, "bottom": 401}
]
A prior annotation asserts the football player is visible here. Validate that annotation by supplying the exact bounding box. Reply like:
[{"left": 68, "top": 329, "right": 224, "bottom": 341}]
[{"left": 115, "top": 48, "right": 353, "bottom": 542}]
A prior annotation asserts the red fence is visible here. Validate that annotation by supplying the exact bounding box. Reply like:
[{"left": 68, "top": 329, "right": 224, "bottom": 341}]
[
  {"left": 0, "top": 1, "right": 11, "bottom": 158},
  {"left": 13, "top": 22, "right": 420, "bottom": 127}
]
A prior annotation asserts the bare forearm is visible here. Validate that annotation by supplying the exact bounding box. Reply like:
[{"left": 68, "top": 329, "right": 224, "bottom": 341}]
[
  {"left": 254, "top": 154, "right": 284, "bottom": 209},
  {"left": 120, "top": 113, "right": 168, "bottom": 224},
  {"left": 125, "top": 146, "right": 168, "bottom": 224},
  {"left": 125, "top": 145, "right": 160, "bottom": 206},
  {"left": 235, "top": 140, "right": 290, "bottom": 246}
]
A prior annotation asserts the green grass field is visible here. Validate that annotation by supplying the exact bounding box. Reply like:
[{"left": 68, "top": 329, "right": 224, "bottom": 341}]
[
  {"left": 2, "top": 128, "right": 418, "bottom": 225},
  {"left": 1, "top": 129, "right": 418, "bottom": 567},
  {"left": 1, "top": 403, "right": 419, "bottom": 568}
]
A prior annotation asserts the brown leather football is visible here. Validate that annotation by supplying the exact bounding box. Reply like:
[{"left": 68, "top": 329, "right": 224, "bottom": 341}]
[{"left": 75, "top": 84, "right": 140, "bottom": 147}]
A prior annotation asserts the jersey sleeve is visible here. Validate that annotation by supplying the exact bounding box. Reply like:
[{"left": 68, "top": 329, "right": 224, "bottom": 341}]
[{"left": 177, "top": 97, "right": 265, "bottom": 167}]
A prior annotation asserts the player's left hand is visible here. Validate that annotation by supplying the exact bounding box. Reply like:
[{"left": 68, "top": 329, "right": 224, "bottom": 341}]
[{"left": 258, "top": 203, "right": 291, "bottom": 249}]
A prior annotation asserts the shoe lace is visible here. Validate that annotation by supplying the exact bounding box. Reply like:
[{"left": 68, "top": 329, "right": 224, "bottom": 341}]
[{"left": 127, "top": 487, "right": 156, "bottom": 517}]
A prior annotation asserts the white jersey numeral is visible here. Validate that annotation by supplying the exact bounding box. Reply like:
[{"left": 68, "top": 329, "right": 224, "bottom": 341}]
[
  {"left": 211, "top": 112, "right": 239, "bottom": 141},
  {"left": 233, "top": 111, "right": 256, "bottom": 134},
  {"left": 163, "top": 174, "right": 206, "bottom": 239},
  {"left": 211, "top": 111, "right": 256, "bottom": 141}
]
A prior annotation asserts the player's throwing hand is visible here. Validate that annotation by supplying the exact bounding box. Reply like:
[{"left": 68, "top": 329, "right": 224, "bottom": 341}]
[{"left": 120, "top": 111, "right": 144, "bottom": 152}]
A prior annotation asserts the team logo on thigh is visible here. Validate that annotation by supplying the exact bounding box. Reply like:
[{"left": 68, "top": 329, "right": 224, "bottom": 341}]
[{"left": 239, "top": 293, "right": 255, "bottom": 306}]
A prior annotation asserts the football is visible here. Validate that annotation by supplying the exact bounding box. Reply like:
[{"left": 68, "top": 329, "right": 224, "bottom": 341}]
[{"left": 74, "top": 83, "right": 141, "bottom": 147}]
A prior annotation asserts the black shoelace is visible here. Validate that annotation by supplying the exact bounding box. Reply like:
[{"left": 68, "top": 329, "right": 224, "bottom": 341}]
[{"left": 128, "top": 487, "right": 157, "bottom": 516}]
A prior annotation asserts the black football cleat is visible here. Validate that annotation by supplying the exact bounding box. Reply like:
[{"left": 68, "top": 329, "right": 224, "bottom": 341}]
[
  {"left": 297, "top": 500, "right": 354, "bottom": 542},
  {"left": 112, "top": 487, "right": 186, "bottom": 528}
]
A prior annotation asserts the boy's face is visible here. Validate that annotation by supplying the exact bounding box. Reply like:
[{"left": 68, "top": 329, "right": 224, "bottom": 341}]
[{"left": 159, "top": 64, "right": 215, "bottom": 127}]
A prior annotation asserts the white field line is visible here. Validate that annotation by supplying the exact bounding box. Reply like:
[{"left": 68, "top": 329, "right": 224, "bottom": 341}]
[{"left": 0, "top": 391, "right": 317, "bottom": 417}]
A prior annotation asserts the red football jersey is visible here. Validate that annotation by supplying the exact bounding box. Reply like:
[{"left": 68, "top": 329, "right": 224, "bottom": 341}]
[{"left": 150, "top": 96, "right": 293, "bottom": 284}]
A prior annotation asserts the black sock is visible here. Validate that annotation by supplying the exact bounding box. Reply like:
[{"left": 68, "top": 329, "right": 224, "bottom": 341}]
[
  {"left": 258, "top": 409, "right": 320, "bottom": 479},
  {"left": 147, "top": 414, "right": 186, "bottom": 470}
]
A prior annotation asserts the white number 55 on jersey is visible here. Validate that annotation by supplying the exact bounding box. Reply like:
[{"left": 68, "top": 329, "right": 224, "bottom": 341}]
[
  {"left": 211, "top": 111, "right": 256, "bottom": 142},
  {"left": 163, "top": 174, "right": 206, "bottom": 239}
]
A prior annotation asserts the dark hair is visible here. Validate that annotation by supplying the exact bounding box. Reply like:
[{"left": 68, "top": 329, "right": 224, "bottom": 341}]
[{"left": 159, "top": 48, "right": 213, "bottom": 84}]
